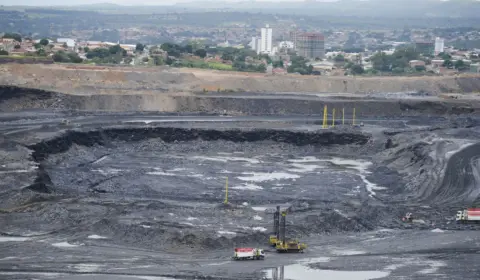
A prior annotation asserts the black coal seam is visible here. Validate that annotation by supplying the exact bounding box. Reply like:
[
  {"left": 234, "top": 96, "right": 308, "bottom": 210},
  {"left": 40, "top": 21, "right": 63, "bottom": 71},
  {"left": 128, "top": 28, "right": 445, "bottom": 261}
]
[
  {"left": 24, "top": 127, "right": 370, "bottom": 194},
  {"left": 0, "top": 85, "right": 56, "bottom": 102}
]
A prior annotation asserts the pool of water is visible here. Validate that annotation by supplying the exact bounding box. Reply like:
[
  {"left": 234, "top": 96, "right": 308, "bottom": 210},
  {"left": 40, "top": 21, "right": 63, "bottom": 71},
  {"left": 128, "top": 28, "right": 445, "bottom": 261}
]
[{"left": 265, "top": 264, "right": 390, "bottom": 280}]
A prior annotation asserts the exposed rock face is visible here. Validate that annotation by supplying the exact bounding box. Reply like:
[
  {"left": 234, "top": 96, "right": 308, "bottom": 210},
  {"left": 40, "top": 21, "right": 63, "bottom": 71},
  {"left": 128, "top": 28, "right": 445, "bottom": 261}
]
[{"left": 2, "top": 85, "right": 480, "bottom": 116}]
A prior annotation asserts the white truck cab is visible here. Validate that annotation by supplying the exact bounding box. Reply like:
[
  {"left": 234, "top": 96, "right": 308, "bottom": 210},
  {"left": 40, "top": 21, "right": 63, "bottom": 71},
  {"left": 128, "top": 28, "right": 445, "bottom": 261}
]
[
  {"left": 233, "top": 248, "right": 265, "bottom": 260},
  {"left": 456, "top": 210, "right": 466, "bottom": 221}
]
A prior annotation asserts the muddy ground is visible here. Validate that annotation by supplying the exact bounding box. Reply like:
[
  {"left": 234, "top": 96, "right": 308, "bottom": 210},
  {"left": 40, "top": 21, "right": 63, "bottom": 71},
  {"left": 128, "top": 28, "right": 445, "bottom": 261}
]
[{"left": 1, "top": 88, "right": 480, "bottom": 280}]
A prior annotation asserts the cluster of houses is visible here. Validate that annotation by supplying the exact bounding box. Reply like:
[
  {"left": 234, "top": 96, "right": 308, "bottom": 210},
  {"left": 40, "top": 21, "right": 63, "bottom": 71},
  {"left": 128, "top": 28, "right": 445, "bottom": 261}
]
[
  {"left": 0, "top": 37, "right": 137, "bottom": 60},
  {"left": 1, "top": 34, "right": 478, "bottom": 75},
  {"left": 317, "top": 48, "right": 480, "bottom": 75}
]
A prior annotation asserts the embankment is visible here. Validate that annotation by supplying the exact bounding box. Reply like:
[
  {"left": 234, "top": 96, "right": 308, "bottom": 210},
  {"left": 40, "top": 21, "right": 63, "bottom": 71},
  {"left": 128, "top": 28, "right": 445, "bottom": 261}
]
[
  {"left": 193, "top": 72, "right": 480, "bottom": 94},
  {"left": 1, "top": 64, "right": 480, "bottom": 94}
]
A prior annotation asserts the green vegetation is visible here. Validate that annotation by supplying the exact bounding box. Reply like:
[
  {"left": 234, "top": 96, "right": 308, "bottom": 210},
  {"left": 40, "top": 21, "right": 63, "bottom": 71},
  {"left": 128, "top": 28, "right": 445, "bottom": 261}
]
[
  {"left": 52, "top": 50, "right": 83, "bottom": 63},
  {"left": 36, "top": 48, "right": 47, "bottom": 56},
  {"left": 194, "top": 49, "right": 207, "bottom": 58},
  {"left": 438, "top": 52, "right": 451, "bottom": 60},
  {"left": 160, "top": 43, "right": 187, "bottom": 58},
  {"left": 287, "top": 55, "right": 313, "bottom": 75},
  {"left": 207, "top": 62, "right": 233, "bottom": 70},
  {"left": 232, "top": 61, "right": 265, "bottom": 72},
  {"left": 370, "top": 46, "right": 422, "bottom": 74},
  {"left": 0, "top": 55, "right": 52, "bottom": 62},
  {"left": 350, "top": 64, "right": 365, "bottom": 75},
  {"left": 334, "top": 54, "right": 345, "bottom": 62},
  {"left": 2, "top": 33, "right": 22, "bottom": 42},
  {"left": 39, "top": 38, "right": 49, "bottom": 46},
  {"left": 157, "top": 44, "right": 266, "bottom": 73},
  {"left": 135, "top": 43, "right": 145, "bottom": 52},
  {"left": 152, "top": 56, "right": 163, "bottom": 66},
  {"left": 171, "top": 59, "right": 234, "bottom": 71},
  {"left": 86, "top": 44, "right": 127, "bottom": 64},
  {"left": 0, "top": 50, "right": 8, "bottom": 55},
  {"left": 443, "top": 59, "right": 453, "bottom": 68},
  {"left": 454, "top": 60, "right": 467, "bottom": 71}
]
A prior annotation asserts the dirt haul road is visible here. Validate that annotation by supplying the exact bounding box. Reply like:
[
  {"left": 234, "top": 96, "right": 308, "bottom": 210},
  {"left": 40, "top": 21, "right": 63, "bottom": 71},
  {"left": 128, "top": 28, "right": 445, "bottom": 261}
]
[{"left": 1, "top": 64, "right": 480, "bottom": 95}]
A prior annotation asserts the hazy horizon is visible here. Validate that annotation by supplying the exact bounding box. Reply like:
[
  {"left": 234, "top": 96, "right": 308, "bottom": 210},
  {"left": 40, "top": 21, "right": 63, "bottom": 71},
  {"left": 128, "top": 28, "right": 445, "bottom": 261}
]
[
  {"left": 0, "top": 0, "right": 473, "bottom": 7},
  {"left": 1, "top": 0, "right": 308, "bottom": 6}
]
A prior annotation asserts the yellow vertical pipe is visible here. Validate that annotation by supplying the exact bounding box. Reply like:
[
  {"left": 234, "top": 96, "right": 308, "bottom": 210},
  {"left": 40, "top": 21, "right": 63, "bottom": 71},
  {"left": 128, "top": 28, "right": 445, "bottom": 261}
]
[
  {"left": 224, "top": 177, "right": 228, "bottom": 204},
  {"left": 332, "top": 108, "right": 335, "bottom": 127},
  {"left": 323, "top": 105, "right": 327, "bottom": 128}
]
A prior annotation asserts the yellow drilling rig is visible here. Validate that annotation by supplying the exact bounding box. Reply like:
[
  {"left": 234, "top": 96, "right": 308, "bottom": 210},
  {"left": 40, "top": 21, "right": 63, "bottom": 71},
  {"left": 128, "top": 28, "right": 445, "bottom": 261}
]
[{"left": 268, "top": 206, "right": 307, "bottom": 253}]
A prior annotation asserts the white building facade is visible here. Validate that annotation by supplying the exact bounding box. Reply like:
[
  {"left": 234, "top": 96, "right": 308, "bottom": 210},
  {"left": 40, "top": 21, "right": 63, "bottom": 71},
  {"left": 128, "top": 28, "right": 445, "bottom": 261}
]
[
  {"left": 260, "top": 24, "right": 273, "bottom": 54},
  {"left": 435, "top": 37, "right": 445, "bottom": 55}
]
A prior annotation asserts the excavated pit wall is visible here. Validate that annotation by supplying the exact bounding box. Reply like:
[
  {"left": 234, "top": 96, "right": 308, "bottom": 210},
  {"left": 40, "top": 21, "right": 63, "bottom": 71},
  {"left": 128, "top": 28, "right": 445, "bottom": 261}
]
[
  {"left": 25, "top": 127, "right": 370, "bottom": 193},
  {"left": 1, "top": 86, "right": 480, "bottom": 116}
]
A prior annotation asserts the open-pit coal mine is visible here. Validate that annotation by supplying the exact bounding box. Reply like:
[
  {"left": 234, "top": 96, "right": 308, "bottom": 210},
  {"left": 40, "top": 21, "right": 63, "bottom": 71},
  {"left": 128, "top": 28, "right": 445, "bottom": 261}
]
[{"left": 1, "top": 86, "right": 480, "bottom": 280}]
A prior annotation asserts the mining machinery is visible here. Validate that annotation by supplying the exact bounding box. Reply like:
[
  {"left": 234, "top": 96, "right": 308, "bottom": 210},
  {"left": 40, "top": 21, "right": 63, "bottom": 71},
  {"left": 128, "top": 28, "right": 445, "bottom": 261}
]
[
  {"left": 269, "top": 206, "right": 306, "bottom": 253},
  {"left": 269, "top": 206, "right": 280, "bottom": 247}
]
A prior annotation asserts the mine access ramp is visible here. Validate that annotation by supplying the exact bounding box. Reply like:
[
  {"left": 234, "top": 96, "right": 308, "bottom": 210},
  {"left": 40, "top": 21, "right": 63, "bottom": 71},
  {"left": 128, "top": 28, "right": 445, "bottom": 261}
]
[
  {"left": 232, "top": 248, "right": 265, "bottom": 260},
  {"left": 269, "top": 205, "right": 307, "bottom": 253}
]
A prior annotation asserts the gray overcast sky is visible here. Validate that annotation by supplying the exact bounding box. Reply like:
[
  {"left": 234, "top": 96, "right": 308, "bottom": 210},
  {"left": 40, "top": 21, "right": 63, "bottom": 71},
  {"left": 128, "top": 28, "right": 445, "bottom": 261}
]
[{"left": 0, "top": 0, "right": 315, "bottom": 6}]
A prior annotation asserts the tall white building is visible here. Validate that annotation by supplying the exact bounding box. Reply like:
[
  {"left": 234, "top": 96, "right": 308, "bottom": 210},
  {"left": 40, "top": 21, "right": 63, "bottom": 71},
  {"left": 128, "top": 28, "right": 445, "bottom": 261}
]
[
  {"left": 260, "top": 24, "right": 273, "bottom": 54},
  {"left": 435, "top": 37, "right": 445, "bottom": 55}
]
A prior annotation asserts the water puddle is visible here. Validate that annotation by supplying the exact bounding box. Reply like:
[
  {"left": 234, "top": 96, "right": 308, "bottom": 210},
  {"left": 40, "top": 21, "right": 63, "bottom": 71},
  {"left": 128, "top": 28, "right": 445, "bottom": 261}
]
[
  {"left": 52, "top": 241, "right": 82, "bottom": 248},
  {"left": 288, "top": 163, "right": 324, "bottom": 173},
  {"left": 317, "top": 157, "right": 386, "bottom": 197},
  {"left": 192, "top": 155, "right": 260, "bottom": 164},
  {"left": 147, "top": 170, "right": 204, "bottom": 178},
  {"left": 231, "top": 183, "right": 263, "bottom": 191},
  {"left": 265, "top": 265, "right": 389, "bottom": 280},
  {"left": 237, "top": 172, "right": 300, "bottom": 182},
  {"left": 0, "top": 236, "right": 31, "bottom": 242},
  {"left": 265, "top": 256, "right": 389, "bottom": 280},
  {"left": 217, "top": 230, "right": 236, "bottom": 236},
  {"left": 73, "top": 263, "right": 104, "bottom": 272},
  {"left": 88, "top": 234, "right": 108, "bottom": 239},
  {"left": 93, "top": 168, "right": 123, "bottom": 175},
  {"left": 330, "top": 249, "right": 366, "bottom": 256},
  {"left": 287, "top": 156, "right": 321, "bottom": 163},
  {"left": 417, "top": 260, "right": 446, "bottom": 274}
]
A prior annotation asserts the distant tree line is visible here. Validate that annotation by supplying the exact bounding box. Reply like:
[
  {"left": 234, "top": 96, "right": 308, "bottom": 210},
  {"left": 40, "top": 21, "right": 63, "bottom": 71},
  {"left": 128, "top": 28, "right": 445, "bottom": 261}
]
[
  {"left": 52, "top": 51, "right": 83, "bottom": 63},
  {"left": 369, "top": 46, "right": 422, "bottom": 74},
  {"left": 287, "top": 55, "right": 313, "bottom": 75},
  {"left": 2, "top": 33, "right": 22, "bottom": 42}
]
